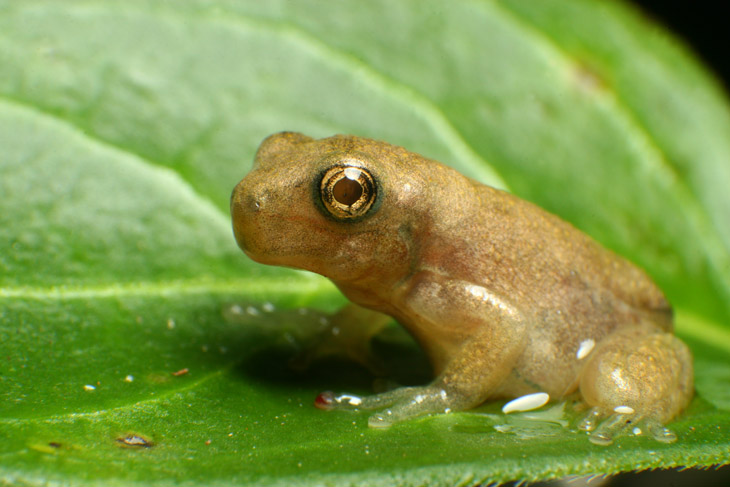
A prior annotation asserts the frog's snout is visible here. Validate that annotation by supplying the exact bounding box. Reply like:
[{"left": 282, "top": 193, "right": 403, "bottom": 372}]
[{"left": 230, "top": 179, "right": 265, "bottom": 256}]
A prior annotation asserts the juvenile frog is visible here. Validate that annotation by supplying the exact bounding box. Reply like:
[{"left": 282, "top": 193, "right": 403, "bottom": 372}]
[{"left": 230, "top": 132, "right": 693, "bottom": 445}]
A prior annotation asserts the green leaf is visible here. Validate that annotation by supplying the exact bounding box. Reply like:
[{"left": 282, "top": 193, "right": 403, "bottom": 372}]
[{"left": 1, "top": 0, "right": 729, "bottom": 485}]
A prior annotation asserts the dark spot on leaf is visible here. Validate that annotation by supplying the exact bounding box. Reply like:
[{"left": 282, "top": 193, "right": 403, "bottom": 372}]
[
  {"left": 572, "top": 61, "right": 608, "bottom": 93},
  {"left": 116, "top": 434, "right": 153, "bottom": 448},
  {"left": 48, "top": 442, "right": 62, "bottom": 448}
]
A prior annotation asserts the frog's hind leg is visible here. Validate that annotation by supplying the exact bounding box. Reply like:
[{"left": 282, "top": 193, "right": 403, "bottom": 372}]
[{"left": 577, "top": 324, "right": 693, "bottom": 445}]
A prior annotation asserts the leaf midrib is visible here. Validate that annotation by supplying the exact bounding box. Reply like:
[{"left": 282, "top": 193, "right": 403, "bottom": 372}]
[{"left": 0, "top": 276, "right": 335, "bottom": 300}]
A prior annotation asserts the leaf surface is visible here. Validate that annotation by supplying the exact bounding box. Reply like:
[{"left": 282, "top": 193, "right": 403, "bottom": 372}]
[{"left": 1, "top": 1, "right": 729, "bottom": 485}]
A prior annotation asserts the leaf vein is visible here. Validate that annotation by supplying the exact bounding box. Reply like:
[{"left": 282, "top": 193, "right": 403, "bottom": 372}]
[
  {"left": 0, "top": 367, "right": 231, "bottom": 425},
  {"left": 0, "top": 94, "right": 230, "bottom": 224},
  {"left": 490, "top": 0, "right": 730, "bottom": 312}
]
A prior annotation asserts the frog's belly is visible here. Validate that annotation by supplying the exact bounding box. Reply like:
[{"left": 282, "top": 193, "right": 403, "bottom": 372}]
[{"left": 492, "top": 313, "right": 619, "bottom": 399}]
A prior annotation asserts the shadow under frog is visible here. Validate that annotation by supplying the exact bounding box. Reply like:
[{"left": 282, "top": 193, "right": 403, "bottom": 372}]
[
  {"left": 223, "top": 301, "right": 431, "bottom": 392},
  {"left": 230, "top": 132, "right": 694, "bottom": 446}
]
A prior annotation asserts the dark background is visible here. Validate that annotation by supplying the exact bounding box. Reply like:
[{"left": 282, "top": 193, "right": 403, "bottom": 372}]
[{"left": 631, "top": 0, "right": 729, "bottom": 90}]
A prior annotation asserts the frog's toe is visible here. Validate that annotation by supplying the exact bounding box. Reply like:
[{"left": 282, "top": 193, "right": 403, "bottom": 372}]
[
  {"left": 577, "top": 406, "right": 603, "bottom": 432},
  {"left": 578, "top": 406, "right": 678, "bottom": 445},
  {"left": 315, "top": 385, "right": 462, "bottom": 427},
  {"left": 368, "top": 410, "right": 395, "bottom": 428},
  {"left": 599, "top": 413, "right": 677, "bottom": 445},
  {"left": 366, "top": 400, "right": 435, "bottom": 428},
  {"left": 367, "top": 386, "right": 455, "bottom": 428},
  {"left": 643, "top": 417, "right": 678, "bottom": 443},
  {"left": 314, "top": 390, "right": 351, "bottom": 410},
  {"left": 314, "top": 386, "right": 421, "bottom": 412},
  {"left": 587, "top": 410, "right": 638, "bottom": 446}
]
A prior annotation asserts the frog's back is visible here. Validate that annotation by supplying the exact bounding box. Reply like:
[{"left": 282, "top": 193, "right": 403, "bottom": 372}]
[{"left": 467, "top": 183, "right": 672, "bottom": 331}]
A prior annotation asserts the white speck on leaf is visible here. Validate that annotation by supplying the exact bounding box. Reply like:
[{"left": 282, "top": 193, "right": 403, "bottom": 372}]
[{"left": 502, "top": 392, "right": 550, "bottom": 413}]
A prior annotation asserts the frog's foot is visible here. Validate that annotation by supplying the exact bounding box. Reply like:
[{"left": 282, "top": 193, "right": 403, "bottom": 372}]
[
  {"left": 577, "top": 406, "right": 677, "bottom": 445},
  {"left": 290, "top": 304, "right": 392, "bottom": 375},
  {"left": 290, "top": 332, "right": 387, "bottom": 376},
  {"left": 315, "top": 385, "right": 471, "bottom": 428},
  {"left": 577, "top": 324, "right": 693, "bottom": 445}
]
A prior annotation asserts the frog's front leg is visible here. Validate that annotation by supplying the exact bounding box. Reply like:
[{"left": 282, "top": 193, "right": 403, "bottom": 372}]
[
  {"left": 291, "top": 304, "right": 392, "bottom": 375},
  {"left": 317, "top": 274, "right": 528, "bottom": 427}
]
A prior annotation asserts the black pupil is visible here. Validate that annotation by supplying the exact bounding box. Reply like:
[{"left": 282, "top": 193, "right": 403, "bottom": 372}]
[{"left": 332, "top": 177, "right": 363, "bottom": 206}]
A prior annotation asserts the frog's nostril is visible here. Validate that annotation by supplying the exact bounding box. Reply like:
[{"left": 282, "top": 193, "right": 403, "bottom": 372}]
[
  {"left": 232, "top": 182, "right": 265, "bottom": 213},
  {"left": 252, "top": 194, "right": 264, "bottom": 211},
  {"left": 247, "top": 191, "right": 267, "bottom": 212}
]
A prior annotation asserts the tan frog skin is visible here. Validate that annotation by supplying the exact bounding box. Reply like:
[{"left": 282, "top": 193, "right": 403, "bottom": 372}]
[{"left": 231, "top": 132, "right": 693, "bottom": 445}]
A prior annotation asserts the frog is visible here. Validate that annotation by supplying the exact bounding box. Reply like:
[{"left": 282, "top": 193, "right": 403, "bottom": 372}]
[{"left": 230, "top": 132, "right": 693, "bottom": 445}]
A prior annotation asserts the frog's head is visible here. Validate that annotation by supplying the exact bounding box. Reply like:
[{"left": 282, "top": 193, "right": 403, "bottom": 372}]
[{"left": 231, "top": 132, "right": 436, "bottom": 285}]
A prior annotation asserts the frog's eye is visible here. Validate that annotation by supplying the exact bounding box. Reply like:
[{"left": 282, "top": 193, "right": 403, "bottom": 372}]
[{"left": 319, "top": 165, "right": 377, "bottom": 220}]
